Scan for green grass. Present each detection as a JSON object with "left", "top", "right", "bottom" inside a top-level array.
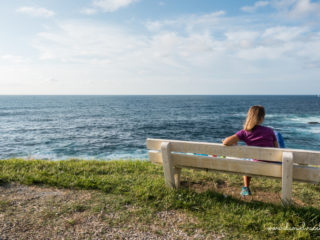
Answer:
[
  {"left": 0, "top": 158, "right": 320, "bottom": 239},
  {"left": 0, "top": 199, "right": 11, "bottom": 212}
]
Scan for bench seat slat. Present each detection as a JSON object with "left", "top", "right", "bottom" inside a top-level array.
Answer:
[
  {"left": 148, "top": 151, "right": 319, "bottom": 183},
  {"left": 147, "top": 138, "right": 320, "bottom": 165}
]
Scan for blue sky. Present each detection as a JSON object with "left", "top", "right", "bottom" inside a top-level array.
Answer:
[{"left": 0, "top": 0, "right": 320, "bottom": 94}]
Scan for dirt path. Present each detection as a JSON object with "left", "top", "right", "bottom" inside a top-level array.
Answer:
[{"left": 0, "top": 183, "right": 222, "bottom": 240}]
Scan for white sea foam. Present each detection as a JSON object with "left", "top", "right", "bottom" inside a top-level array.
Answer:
[
  {"left": 18, "top": 148, "right": 149, "bottom": 161},
  {"left": 266, "top": 114, "right": 289, "bottom": 118},
  {"left": 296, "top": 128, "right": 320, "bottom": 134},
  {"left": 232, "top": 113, "right": 247, "bottom": 117},
  {"left": 288, "top": 116, "right": 320, "bottom": 124}
]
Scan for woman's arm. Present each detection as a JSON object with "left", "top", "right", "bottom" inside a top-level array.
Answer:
[
  {"left": 274, "top": 141, "right": 279, "bottom": 148},
  {"left": 222, "top": 134, "right": 239, "bottom": 146}
]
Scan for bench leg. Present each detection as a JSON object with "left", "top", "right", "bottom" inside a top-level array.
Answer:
[
  {"left": 174, "top": 168, "right": 181, "bottom": 189},
  {"left": 281, "top": 152, "right": 293, "bottom": 205},
  {"left": 161, "top": 142, "right": 177, "bottom": 189}
]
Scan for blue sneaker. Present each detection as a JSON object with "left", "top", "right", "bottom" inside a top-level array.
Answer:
[{"left": 240, "top": 186, "right": 252, "bottom": 196}]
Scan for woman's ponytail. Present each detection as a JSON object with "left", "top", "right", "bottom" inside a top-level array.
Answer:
[{"left": 243, "top": 105, "right": 265, "bottom": 131}]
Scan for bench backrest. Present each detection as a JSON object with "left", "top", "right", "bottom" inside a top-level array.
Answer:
[{"left": 147, "top": 138, "right": 320, "bottom": 184}]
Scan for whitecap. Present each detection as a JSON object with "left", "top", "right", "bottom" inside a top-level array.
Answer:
[{"left": 288, "top": 116, "right": 320, "bottom": 124}]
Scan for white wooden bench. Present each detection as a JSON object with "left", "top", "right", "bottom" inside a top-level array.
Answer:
[{"left": 146, "top": 138, "right": 320, "bottom": 204}]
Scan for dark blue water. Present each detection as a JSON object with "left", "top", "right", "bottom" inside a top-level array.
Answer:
[{"left": 0, "top": 95, "right": 319, "bottom": 160}]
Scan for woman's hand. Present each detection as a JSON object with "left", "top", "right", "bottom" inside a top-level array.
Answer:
[{"left": 222, "top": 134, "right": 239, "bottom": 146}]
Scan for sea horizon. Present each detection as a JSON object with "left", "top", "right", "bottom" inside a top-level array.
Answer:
[{"left": 0, "top": 94, "right": 318, "bottom": 96}]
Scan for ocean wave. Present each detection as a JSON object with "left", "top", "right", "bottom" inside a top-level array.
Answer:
[
  {"left": 287, "top": 116, "right": 320, "bottom": 124},
  {"left": 295, "top": 127, "right": 320, "bottom": 134}
]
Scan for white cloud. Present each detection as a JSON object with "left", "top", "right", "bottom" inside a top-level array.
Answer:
[
  {"left": 146, "top": 11, "right": 225, "bottom": 32},
  {"left": 16, "top": 6, "right": 55, "bottom": 18},
  {"left": 46, "top": 77, "right": 59, "bottom": 83},
  {"left": 146, "top": 12, "right": 320, "bottom": 66},
  {"left": 288, "top": 0, "right": 320, "bottom": 18},
  {"left": 80, "top": 8, "right": 98, "bottom": 15},
  {"left": 33, "top": 14, "right": 320, "bottom": 72},
  {"left": 1, "top": 54, "right": 28, "bottom": 63},
  {"left": 262, "top": 26, "right": 308, "bottom": 42},
  {"left": 33, "top": 19, "right": 225, "bottom": 70},
  {"left": 93, "top": 0, "right": 139, "bottom": 12},
  {"left": 3, "top": 8, "right": 319, "bottom": 94},
  {"left": 33, "top": 21, "right": 147, "bottom": 63},
  {"left": 272, "top": 0, "right": 320, "bottom": 19},
  {"left": 241, "top": 1, "right": 270, "bottom": 13},
  {"left": 225, "top": 31, "right": 260, "bottom": 49}
]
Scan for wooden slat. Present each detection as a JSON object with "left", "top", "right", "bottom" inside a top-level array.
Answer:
[
  {"left": 292, "top": 152, "right": 320, "bottom": 165},
  {"left": 173, "top": 154, "right": 281, "bottom": 178},
  {"left": 148, "top": 151, "right": 319, "bottom": 183},
  {"left": 148, "top": 151, "right": 162, "bottom": 164},
  {"left": 292, "top": 165, "right": 319, "bottom": 183},
  {"left": 146, "top": 138, "right": 320, "bottom": 165}
]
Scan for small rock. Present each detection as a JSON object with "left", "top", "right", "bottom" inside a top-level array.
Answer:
[{"left": 308, "top": 121, "right": 319, "bottom": 124}]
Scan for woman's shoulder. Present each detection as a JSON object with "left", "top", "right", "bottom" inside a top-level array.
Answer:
[{"left": 258, "top": 125, "right": 274, "bottom": 132}]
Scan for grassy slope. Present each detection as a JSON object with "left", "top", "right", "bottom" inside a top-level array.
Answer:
[{"left": 0, "top": 159, "right": 320, "bottom": 239}]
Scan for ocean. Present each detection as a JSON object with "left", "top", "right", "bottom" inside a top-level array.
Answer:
[{"left": 0, "top": 95, "right": 319, "bottom": 160}]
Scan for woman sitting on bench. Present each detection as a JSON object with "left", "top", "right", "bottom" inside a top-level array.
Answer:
[{"left": 222, "top": 105, "right": 279, "bottom": 196}]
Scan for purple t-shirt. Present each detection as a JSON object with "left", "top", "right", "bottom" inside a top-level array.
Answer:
[{"left": 236, "top": 125, "right": 276, "bottom": 147}]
